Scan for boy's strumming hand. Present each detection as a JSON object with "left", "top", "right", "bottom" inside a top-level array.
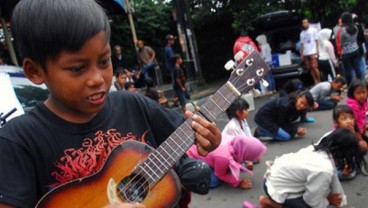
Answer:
[{"left": 185, "top": 111, "right": 221, "bottom": 156}]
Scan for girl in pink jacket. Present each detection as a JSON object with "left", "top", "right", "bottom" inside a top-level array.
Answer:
[
  {"left": 346, "top": 79, "right": 368, "bottom": 134},
  {"left": 187, "top": 135, "right": 267, "bottom": 189}
]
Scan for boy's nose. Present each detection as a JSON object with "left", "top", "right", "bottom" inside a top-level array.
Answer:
[{"left": 87, "top": 69, "right": 105, "bottom": 87}]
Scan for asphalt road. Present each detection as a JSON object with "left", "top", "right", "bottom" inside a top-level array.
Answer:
[{"left": 188, "top": 92, "right": 368, "bottom": 208}]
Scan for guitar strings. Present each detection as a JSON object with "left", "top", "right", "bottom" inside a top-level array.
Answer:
[{"left": 114, "top": 69, "right": 266, "bottom": 203}]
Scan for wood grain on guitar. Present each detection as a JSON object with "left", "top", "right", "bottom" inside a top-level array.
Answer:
[{"left": 36, "top": 51, "right": 270, "bottom": 208}]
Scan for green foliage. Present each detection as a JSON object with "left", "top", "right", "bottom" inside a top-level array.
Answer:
[{"left": 109, "top": 0, "right": 175, "bottom": 69}]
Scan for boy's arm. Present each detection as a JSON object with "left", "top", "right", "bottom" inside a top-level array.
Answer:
[{"left": 0, "top": 138, "right": 38, "bottom": 207}]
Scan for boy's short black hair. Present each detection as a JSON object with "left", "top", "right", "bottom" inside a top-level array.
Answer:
[
  {"left": 347, "top": 79, "right": 368, "bottom": 98},
  {"left": 333, "top": 76, "right": 347, "bottom": 85},
  {"left": 226, "top": 98, "right": 249, "bottom": 119},
  {"left": 11, "top": 0, "right": 111, "bottom": 71},
  {"left": 115, "top": 67, "right": 126, "bottom": 78},
  {"left": 171, "top": 53, "right": 181, "bottom": 65},
  {"left": 332, "top": 105, "right": 354, "bottom": 122},
  {"left": 291, "top": 90, "right": 314, "bottom": 107},
  {"left": 124, "top": 82, "right": 135, "bottom": 90}
]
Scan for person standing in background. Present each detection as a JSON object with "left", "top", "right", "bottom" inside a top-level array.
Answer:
[
  {"left": 137, "top": 40, "right": 158, "bottom": 81},
  {"left": 300, "top": 18, "right": 321, "bottom": 84},
  {"left": 318, "top": 28, "right": 339, "bottom": 81},
  {"left": 165, "top": 34, "right": 177, "bottom": 82},
  {"left": 256, "top": 34, "right": 276, "bottom": 94},
  {"left": 340, "top": 12, "right": 362, "bottom": 85},
  {"left": 352, "top": 14, "right": 367, "bottom": 79}
]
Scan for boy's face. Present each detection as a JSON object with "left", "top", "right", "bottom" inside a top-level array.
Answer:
[
  {"left": 34, "top": 31, "right": 113, "bottom": 122},
  {"left": 331, "top": 82, "right": 344, "bottom": 91},
  {"left": 116, "top": 73, "right": 127, "bottom": 86},
  {"left": 336, "top": 112, "right": 355, "bottom": 132},
  {"left": 295, "top": 96, "right": 309, "bottom": 111},
  {"left": 302, "top": 19, "right": 309, "bottom": 29}
]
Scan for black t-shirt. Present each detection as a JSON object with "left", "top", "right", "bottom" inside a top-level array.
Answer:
[
  {"left": 173, "top": 66, "right": 185, "bottom": 90},
  {"left": 0, "top": 91, "right": 184, "bottom": 207}
]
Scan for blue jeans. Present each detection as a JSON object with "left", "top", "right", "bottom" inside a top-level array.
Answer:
[
  {"left": 258, "top": 126, "right": 291, "bottom": 141},
  {"left": 174, "top": 88, "right": 190, "bottom": 107},
  {"left": 142, "top": 62, "right": 158, "bottom": 80},
  {"left": 265, "top": 71, "right": 276, "bottom": 91},
  {"left": 342, "top": 50, "right": 362, "bottom": 84},
  {"left": 315, "top": 99, "right": 337, "bottom": 111}
]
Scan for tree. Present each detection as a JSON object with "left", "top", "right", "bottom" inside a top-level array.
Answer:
[{"left": 109, "top": 0, "right": 175, "bottom": 72}]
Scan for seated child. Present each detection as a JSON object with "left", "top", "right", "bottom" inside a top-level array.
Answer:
[
  {"left": 254, "top": 91, "right": 314, "bottom": 141},
  {"left": 222, "top": 98, "right": 253, "bottom": 141},
  {"left": 278, "top": 78, "right": 314, "bottom": 123},
  {"left": 318, "top": 105, "right": 368, "bottom": 180},
  {"left": 309, "top": 76, "right": 346, "bottom": 110},
  {"left": 187, "top": 135, "right": 267, "bottom": 189},
  {"left": 110, "top": 67, "right": 127, "bottom": 91},
  {"left": 259, "top": 128, "right": 368, "bottom": 208},
  {"left": 144, "top": 77, "right": 168, "bottom": 106},
  {"left": 124, "top": 81, "right": 136, "bottom": 92},
  {"left": 346, "top": 79, "right": 368, "bottom": 136},
  {"left": 0, "top": 0, "right": 221, "bottom": 207}
]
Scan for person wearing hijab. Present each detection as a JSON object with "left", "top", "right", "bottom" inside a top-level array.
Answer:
[
  {"left": 318, "top": 28, "right": 339, "bottom": 81},
  {"left": 256, "top": 34, "right": 276, "bottom": 94},
  {"left": 187, "top": 135, "right": 267, "bottom": 189}
]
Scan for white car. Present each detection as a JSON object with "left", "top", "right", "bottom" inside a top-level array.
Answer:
[{"left": 0, "top": 65, "right": 48, "bottom": 125}]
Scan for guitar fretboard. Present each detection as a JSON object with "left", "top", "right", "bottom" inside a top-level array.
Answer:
[
  {"left": 135, "top": 84, "right": 241, "bottom": 186},
  {"left": 134, "top": 51, "right": 268, "bottom": 187}
]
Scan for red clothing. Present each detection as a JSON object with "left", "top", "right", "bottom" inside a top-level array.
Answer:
[
  {"left": 233, "top": 36, "right": 259, "bottom": 62},
  {"left": 336, "top": 27, "right": 343, "bottom": 58}
]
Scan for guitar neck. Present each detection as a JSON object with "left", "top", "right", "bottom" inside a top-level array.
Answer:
[
  {"left": 135, "top": 50, "right": 269, "bottom": 187},
  {"left": 136, "top": 83, "right": 242, "bottom": 185}
]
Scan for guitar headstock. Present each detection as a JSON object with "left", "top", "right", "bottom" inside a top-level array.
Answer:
[{"left": 224, "top": 51, "right": 270, "bottom": 95}]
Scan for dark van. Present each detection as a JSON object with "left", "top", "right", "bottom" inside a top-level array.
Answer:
[{"left": 251, "top": 10, "right": 312, "bottom": 87}]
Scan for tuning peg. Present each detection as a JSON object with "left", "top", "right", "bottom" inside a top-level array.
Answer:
[
  {"left": 224, "top": 60, "right": 235, "bottom": 71},
  {"left": 234, "top": 51, "right": 244, "bottom": 62},
  {"left": 261, "top": 79, "right": 269, "bottom": 87}
]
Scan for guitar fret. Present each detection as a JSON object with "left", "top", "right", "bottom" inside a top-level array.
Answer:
[
  {"left": 160, "top": 143, "right": 176, "bottom": 162},
  {"left": 148, "top": 152, "right": 165, "bottom": 175},
  {"left": 166, "top": 140, "right": 182, "bottom": 158},
  {"left": 139, "top": 163, "right": 157, "bottom": 182},
  {"left": 210, "top": 96, "right": 225, "bottom": 112},
  {"left": 142, "top": 161, "right": 161, "bottom": 181},
  {"left": 151, "top": 152, "right": 169, "bottom": 172},
  {"left": 172, "top": 132, "right": 186, "bottom": 153},
  {"left": 201, "top": 105, "right": 216, "bottom": 121},
  {"left": 218, "top": 91, "right": 231, "bottom": 105},
  {"left": 177, "top": 127, "right": 193, "bottom": 149}
]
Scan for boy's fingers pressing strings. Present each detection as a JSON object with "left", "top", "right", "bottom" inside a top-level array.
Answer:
[{"left": 191, "top": 114, "right": 221, "bottom": 151}]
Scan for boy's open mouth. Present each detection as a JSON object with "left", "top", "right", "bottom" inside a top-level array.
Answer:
[{"left": 87, "top": 92, "right": 105, "bottom": 103}]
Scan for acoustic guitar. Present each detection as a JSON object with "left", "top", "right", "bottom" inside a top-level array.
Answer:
[{"left": 36, "top": 51, "right": 270, "bottom": 208}]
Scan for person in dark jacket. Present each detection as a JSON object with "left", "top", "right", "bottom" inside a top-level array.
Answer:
[{"left": 254, "top": 91, "right": 314, "bottom": 141}]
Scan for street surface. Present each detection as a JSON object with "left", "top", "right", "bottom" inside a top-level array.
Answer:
[{"left": 186, "top": 90, "right": 368, "bottom": 208}]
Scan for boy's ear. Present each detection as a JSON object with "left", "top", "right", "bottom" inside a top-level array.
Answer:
[{"left": 23, "top": 58, "right": 46, "bottom": 85}]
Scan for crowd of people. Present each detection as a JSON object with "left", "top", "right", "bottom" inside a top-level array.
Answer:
[{"left": 185, "top": 12, "right": 368, "bottom": 208}]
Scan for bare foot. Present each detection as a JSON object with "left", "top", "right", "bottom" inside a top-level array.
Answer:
[{"left": 259, "top": 195, "right": 282, "bottom": 208}]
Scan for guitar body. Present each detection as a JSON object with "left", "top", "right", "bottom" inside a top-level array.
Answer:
[{"left": 36, "top": 141, "right": 181, "bottom": 208}]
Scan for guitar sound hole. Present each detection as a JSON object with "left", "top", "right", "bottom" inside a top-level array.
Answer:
[{"left": 117, "top": 174, "right": 149, "bottom": 203}]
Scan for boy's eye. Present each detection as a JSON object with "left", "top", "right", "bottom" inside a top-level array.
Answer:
[
  {"left": 98, "top": 58, "right": 111, "bottom": 67},
  {"left": 67, "top": 66, "right": 85, "bottom": 73}
]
